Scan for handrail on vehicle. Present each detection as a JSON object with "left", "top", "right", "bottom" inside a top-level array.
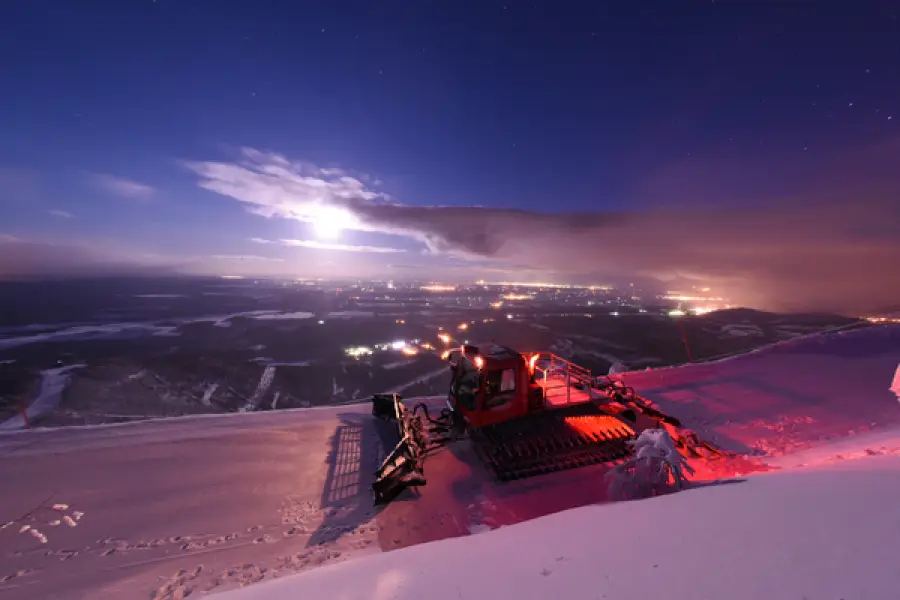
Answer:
[{"left": 530, "top": 351, "right": 593, "bottom": 405}]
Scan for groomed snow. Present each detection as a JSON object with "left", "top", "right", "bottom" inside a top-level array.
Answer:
[{"left": 215, "top": 455, "right": 900, "bottom": 600}]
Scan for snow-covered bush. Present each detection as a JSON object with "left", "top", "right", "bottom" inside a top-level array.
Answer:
[
  {"left": 608, "top": 361, "right": 628, "bottom": 375},
  {"left": 605, "top": 428, "right": 695, "bottom": 501}
]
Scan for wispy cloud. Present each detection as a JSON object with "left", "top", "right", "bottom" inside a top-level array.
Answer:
[
  {"left": 186, "top": 148, "right": 395, "bottom": 234},
  {"left": 211, "top": 254, "right": 285, "bottom": 262},
  {"left": 280, "top": 238, "right": 405, "bottom": 253},
  {"left": 249, "top": 236, "right": 404, "bottom": 253},
  {"left": 47, "top": 209, "right": 75, "bottom": 219},
  {"left": 87, "top": 173, "right": 155, "bottom": 200},
  {"left": 0, "top": 233, "right": 20, "bottom": 243}
]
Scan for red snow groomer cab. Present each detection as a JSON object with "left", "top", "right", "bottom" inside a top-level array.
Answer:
[{"left": 371, "top": 342, "right": 728, "bottom": 504}]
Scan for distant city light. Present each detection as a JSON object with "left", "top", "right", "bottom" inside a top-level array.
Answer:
[
  {"left": 438, "top": 333, "right": 451, "bottom": 344},
  {"left": 317, "top": 320, "right": 325, "bottom": 324},
  {"left": 344, "top": 346, "right": 373, "bottom": 358},
  {"left": 501, "top": 293, "right": 532, "bottom": 301},
  {"left": 421, "top": 284, "right": 457, "bottom": 292},
  {"left": 668, "top": 309, "right": 686, "bottom": 317},
  {"left": 868, "top": 316, "right": 900, "bottom": 324},
  {"left": 401, "top": 347, "right": 418, "bottom": 356},
  {"left": 457, "top": 323, "right": 468, "bottom": 331},
  {"left": 664, "top": 294, "right": 725, "bottom": 302},
  {"left": 390, "top": 340, "right": 407, "bottom": 350}
]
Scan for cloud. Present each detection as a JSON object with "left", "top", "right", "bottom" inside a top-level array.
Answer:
[
  {"left": 185, "top": 149, "right": 382, "bottom": 224},
  {"left": 280, "top": 239, "right": 405, "bottom": 253},
  {"left": 188, "top": 145, "right": 900, "bottom": 315},
  {"left": 249, "top": 235, "right": 404, "bottom": 254},
  {"left": 211, "top": 254, "right": 285, "bottom": 262},
  {"left": 48, "top": 209, "right": 75, "bottom": 219},
  {"left": 87, "top": 173, "right": 155, "bottom": 200},
  {"left": 0, "top": 237, "right": 175, "bottom": 278}
]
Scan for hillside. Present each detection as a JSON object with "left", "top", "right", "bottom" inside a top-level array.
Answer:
[{"left": 0, "top": 325, "right": 897, "bottom": 599}]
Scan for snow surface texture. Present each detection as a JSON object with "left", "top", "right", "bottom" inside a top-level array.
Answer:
[
  {"left": 215, "top": 456, "right": 900, "bottom": 600},
  {"left": 1, "top": 326, "right": 899, "bottom": 600},
  {"left": 620, "top": 324, "right": 900, "bottom": 457}
]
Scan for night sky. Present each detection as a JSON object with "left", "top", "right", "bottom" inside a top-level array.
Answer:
[{"left": 1, "top": 1, "right": 898, "bottom": 314}]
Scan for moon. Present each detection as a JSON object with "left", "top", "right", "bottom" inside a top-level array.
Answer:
[{"left": 311, "top": 206, "right": 357, "bottom": 239}]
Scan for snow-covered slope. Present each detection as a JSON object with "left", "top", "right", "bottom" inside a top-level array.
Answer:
[
  {"left": 621, "top": 324, "right": 900, "bottom": 457},
  {"left": 1, "top": 325, "right": 898, "bottom": 600},
  {"left": 216, "top": 454, "right": 900, "bottom": 600}
]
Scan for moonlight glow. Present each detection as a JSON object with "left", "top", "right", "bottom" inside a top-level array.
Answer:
[{"left": 311, "top": 206, "right": 359, "bottom": 239}]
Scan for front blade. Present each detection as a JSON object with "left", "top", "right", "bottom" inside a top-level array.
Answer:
[{"left": 373, "top": 436, "right": 427, "bottom": 505}]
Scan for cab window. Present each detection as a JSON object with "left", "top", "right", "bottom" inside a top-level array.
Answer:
[{"left": 483, "top": 368, "right": 516, "bottom": 407}]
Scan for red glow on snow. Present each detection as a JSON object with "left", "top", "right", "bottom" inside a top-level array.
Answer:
[{"left": 563, "top": 415, "right": 634, "bottom": 438}]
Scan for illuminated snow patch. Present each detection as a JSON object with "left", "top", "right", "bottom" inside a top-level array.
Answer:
[{"left": 891, "top": 363, "right": 900, "bottom": 402}]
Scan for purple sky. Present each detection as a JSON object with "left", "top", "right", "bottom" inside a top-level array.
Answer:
[{"left": 1, "top": 1, "right": 899, "bottom": 314}]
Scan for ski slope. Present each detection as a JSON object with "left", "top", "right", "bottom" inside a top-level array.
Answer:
[
  {"left": 0, "top": 325, "right": 898, "bottom": 599},
  {"left": 216, "top": 455, "right": 900, "bottom": 600}
]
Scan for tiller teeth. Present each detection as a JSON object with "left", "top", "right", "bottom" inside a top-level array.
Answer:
[{"left": 371, "top": 393, "right": 431, "bottom": 505}]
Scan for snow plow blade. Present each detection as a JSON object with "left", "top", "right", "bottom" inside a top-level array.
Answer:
[
  {"left": 371, "top": 394, "right": 429, "bottom": 505},
  {"left": 470, "top": 402, "right": 636, "bottom": 481}
]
